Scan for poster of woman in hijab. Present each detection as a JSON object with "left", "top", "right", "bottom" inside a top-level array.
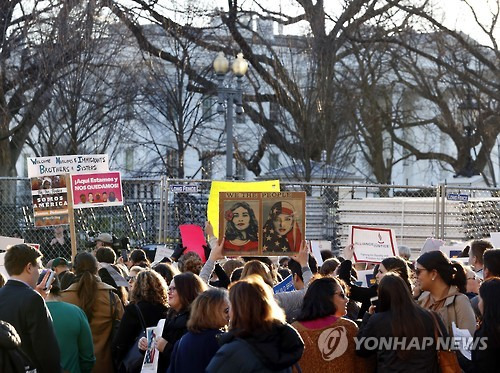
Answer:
[{"left": 262, "top": 196, "right": 304, "bottom": 254}]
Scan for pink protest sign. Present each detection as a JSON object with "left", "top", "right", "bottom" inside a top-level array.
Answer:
[
  {"left": 179, "top": 224, "right": 207, "bottom": 262},
  {"left": 71, "top": 172, "right": 123, "bottom": 209}
]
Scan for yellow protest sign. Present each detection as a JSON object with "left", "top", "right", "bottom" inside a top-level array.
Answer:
[{"left": 207, "top": 180, "right": 280, "bottom": 239}]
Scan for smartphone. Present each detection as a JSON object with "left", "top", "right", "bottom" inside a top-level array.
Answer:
[
  {"left": 44, "top": 270, "right": 56, "bottom": 291},
  {"left": 121, "top": 249, "right": 129, "bottom": 262},
  {"left": 370, "top": 296, "right": 378, "bottom": 305}
]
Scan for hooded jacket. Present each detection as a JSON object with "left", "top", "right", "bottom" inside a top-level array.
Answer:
[{"left": 206, "top": 323, "right": 304, "bottom": 373}]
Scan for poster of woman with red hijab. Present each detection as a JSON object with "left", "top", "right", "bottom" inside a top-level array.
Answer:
[{"left": 262, "top": 200, "right": 303, "bottom": 253}]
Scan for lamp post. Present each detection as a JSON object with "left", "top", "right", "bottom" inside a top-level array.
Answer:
[
  {"left": 455, "top": 88, "right": 480, "bottom": 178},
  {"left": 213, "top": 52, "right": 248, "bottom": 179}
]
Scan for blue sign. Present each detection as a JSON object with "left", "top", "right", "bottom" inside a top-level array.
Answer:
[
  {"left": 273, "top": 275, "right": 295, "bottom": 294},
  {"left": 447, "top": 193, "right": 469, "bottom": 202}
]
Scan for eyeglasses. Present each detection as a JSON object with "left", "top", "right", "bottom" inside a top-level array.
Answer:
[
  {"left": 415, "top": 268, "right": 427, "bottom": 276},
  {"left": 126, "top": 276, "right": 136, "bottom": 282},
  {"left": 335, "top": 292, "right": 347, "bottom": 299}
]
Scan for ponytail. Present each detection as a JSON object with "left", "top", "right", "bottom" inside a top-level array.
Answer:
[
  {"left": 450, "top": 262, "right": 467, "bottom": 294},
  {"left": 76, "top": 271, "right": 98, "bottom": 321}
]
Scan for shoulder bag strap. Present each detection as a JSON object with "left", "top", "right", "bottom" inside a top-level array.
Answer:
[{"left": 134, "top": 304, "right": 147, "bottom": 332}]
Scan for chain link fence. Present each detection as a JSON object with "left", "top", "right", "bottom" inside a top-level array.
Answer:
[{"left": 1, "top": 177, "right": 499, "bottom": 262}]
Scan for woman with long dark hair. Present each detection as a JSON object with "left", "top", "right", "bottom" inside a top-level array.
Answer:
[
  {"left": 471, "top": 277, "right": 500, "bottom": 372},
  {"left": 338, "top": 255, "right": 412, "bottom": 318},
  {"left": 61, "top": 252, "right": 124, "bottom": 372},
  {"left": 292, "top": 277, "right": 366, "bottom": 372},
  {"left": 416, "top": 251, "right": 476, "bottom": 336},
  {"left": 223, "top": 202, "right": 259, "bottom": 252},
  {"left": 112, "top": 270, "right": 169, "bottom": 372},
  {"left": 357, "top": 273, "right": 443, "bottom": 371},
  {"left": 206, "top": 275, "right": 304, "bottom": 372},
  {"left": 138, "top": 272, "right": 207, "bottom": 372}
]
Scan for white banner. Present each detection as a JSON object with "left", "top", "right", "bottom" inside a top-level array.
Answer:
[
  {"left": 350, "top": 225, "right": 398, "bottom": 263},
  {"left": 490, "top": 232, "right": 500, "bottom": 248},
  {"left": 27, "top": 154, "right": 109, "bottom": 177},
  {"left": 309, "top": 240, "right": 330, "bottom": 266}
]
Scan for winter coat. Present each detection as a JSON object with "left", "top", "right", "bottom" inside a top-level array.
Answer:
[
  {"left": 0, "top": 320, "right": 35, "bottom": 373},
  {"left": 417, "top": 285, "right": 476, "bottom": 336},
  {"left": 206, "top": 323, "right": 304, "bottom": 373},
  {"left": 61, "top": 280, "right": 124, "bottom": 373}
]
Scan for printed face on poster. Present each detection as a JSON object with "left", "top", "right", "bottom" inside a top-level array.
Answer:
[
  {"left": 71, "top": 172, "right": 123, "bottom": 209},
  {"left": 30, "top": 175, "right": 69, "bottom": 227},
  {"left": 350, "top": 225, "right": 398, "bottom": 263},
  {"left": 219, "top": 191, "right": 305, "bottom": 256}
]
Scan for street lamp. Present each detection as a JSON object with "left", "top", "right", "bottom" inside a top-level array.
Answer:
[
  {"left": 455, "top": 88, "right": 480, "bottom": 178},
  {"left": 213, "top": 52, "right": 248, "bottom": 179}
]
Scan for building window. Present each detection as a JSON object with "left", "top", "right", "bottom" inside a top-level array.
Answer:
[
  {"left": 235, "top": 160, "right": 245, "bottom": 180},
  {"left": 201, "top": 152, "right": 213, "bottom": 179},
  {"left": 270, "top": 102, "right": 279, "bottom": 122},
  {"left": 125, "top": 147, "right": 134, "bottom": 171},
  {"left": 166, "top": 149, "right": 179, "bottom": 178},
  {"left": 202, "top": 97, "right": 213, "bottom": 121},
  {"left": 269, "top": 153, "right": 280, "bottom": 170}
]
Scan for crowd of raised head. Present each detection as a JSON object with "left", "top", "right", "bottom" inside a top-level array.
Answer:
[{"left": 0, "top": 233, "right": 499, "bottom": 373}]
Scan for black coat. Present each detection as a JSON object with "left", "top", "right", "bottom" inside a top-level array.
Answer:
[
  {"left": 158, "top": 310, "right": 189, "bottom": 373},
  {"left": 206, "top": 323, "right": 304, "bottom": 373},
  {"left": 0, "top": 320, "right": 35, "bottom": 373},
  {"left": 470, "top": 325, "right": 500, "bottom": 373},
  {"left": 356, "top": 309, "right": 444, "bottom": 372},
  {"left": 111, "top": 301, "right": 168, "bottom": 363},
  {"left": 0, "top": 280, "right": 61, "bottom": 373}
]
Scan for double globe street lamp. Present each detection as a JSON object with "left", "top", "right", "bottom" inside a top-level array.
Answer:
[{"left": 213, "top": 52, "right": 249, "bottom": 179}]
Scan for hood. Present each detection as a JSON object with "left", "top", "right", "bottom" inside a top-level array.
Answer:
[
  {"left": 222, "top": 323, "right": 304, "bottom": 370},
  {"left": 0, "top": 321, "right": 21, "bottom": 349}
]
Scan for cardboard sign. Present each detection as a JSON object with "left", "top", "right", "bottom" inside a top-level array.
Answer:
[
  {"left": 309, "top": 240, "right": 330, "bottom": 266},
  {"left": 27, "top": 154, "right": 109, "bottom": 177},
  {"left": 490, "top": 232, "right": 500, "bottom": 248},
  {"left": 219, "top": 191, "right": 306, "bottom": 256},
  {"left": 142, "top": 326, "right": 159, "bottom": 372},
  {"left": 207, "top": 180, "right": 280, "bottom": 239},
  {"left": 273, "top": 274, "right": 295, "bottom": 294},
  {"left": 350, "top": 226, "right": 398, "bottom": 263},
  {"left": 179, "top": 225, "right": 207, "bottom": 262},
  {"left": 153, "top": 246, "right": 174, "bottom": 263},
  {"left": 30, "top": 175, "right": 69, "bottom": 227},
  {"left": 71, "top": 172, "right": 123, "bottom": 208}
]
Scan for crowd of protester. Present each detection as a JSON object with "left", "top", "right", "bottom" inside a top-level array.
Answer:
[{"left": 0, "top": 223, "right": 499, "bottom": 373}]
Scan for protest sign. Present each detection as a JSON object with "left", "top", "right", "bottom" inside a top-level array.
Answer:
[
  {"left": 207, "top": 180, "right": 279, "bottom": 238},
  {"left": 309, "top": 240, "right": 330, "bottom": 266},
  {"left": 420, "top": 238, "right": 446, "bottom": 255},
  {"left": 490, "top": 232, "right": 500, "bottom": 248},
  {"left": 153, "top": 246, "right": 174, "bottom": 263},
  {"left": 27, "top": 154, "right": 109, "bottom": 177},
  {"left": 350, "top": 226, "right": 397, "bottom": 263},
  {"left": 179, "top": 225, "right": 207, "bottom": 262},
  {"left": 71, "top": 171, "right": 123, "bottom": 208},
  {"left": 0, "top": 253, "right": 8, "bottom": 279},
  {"left": 0, "top": 236, "right": 24, "bottom": 251},
  {"left": 219, "top": 191, "right": 305, "bottom": 256},
  {"left": 142, "top": 326, "right": 159, "bottom": 372},
  {"left": 30, "top": 175, "right": 69, "bottom": 227},
  {"left": 273, "top": 275, "right": 296, "bottom": 294},
  {"left": 355, "top": 270, "right": 377, "bottom": 287}
]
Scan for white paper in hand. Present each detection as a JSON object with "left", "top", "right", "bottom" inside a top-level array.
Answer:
[{"left": 451, "top": 322, "right": 472, "bottom": 360}]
